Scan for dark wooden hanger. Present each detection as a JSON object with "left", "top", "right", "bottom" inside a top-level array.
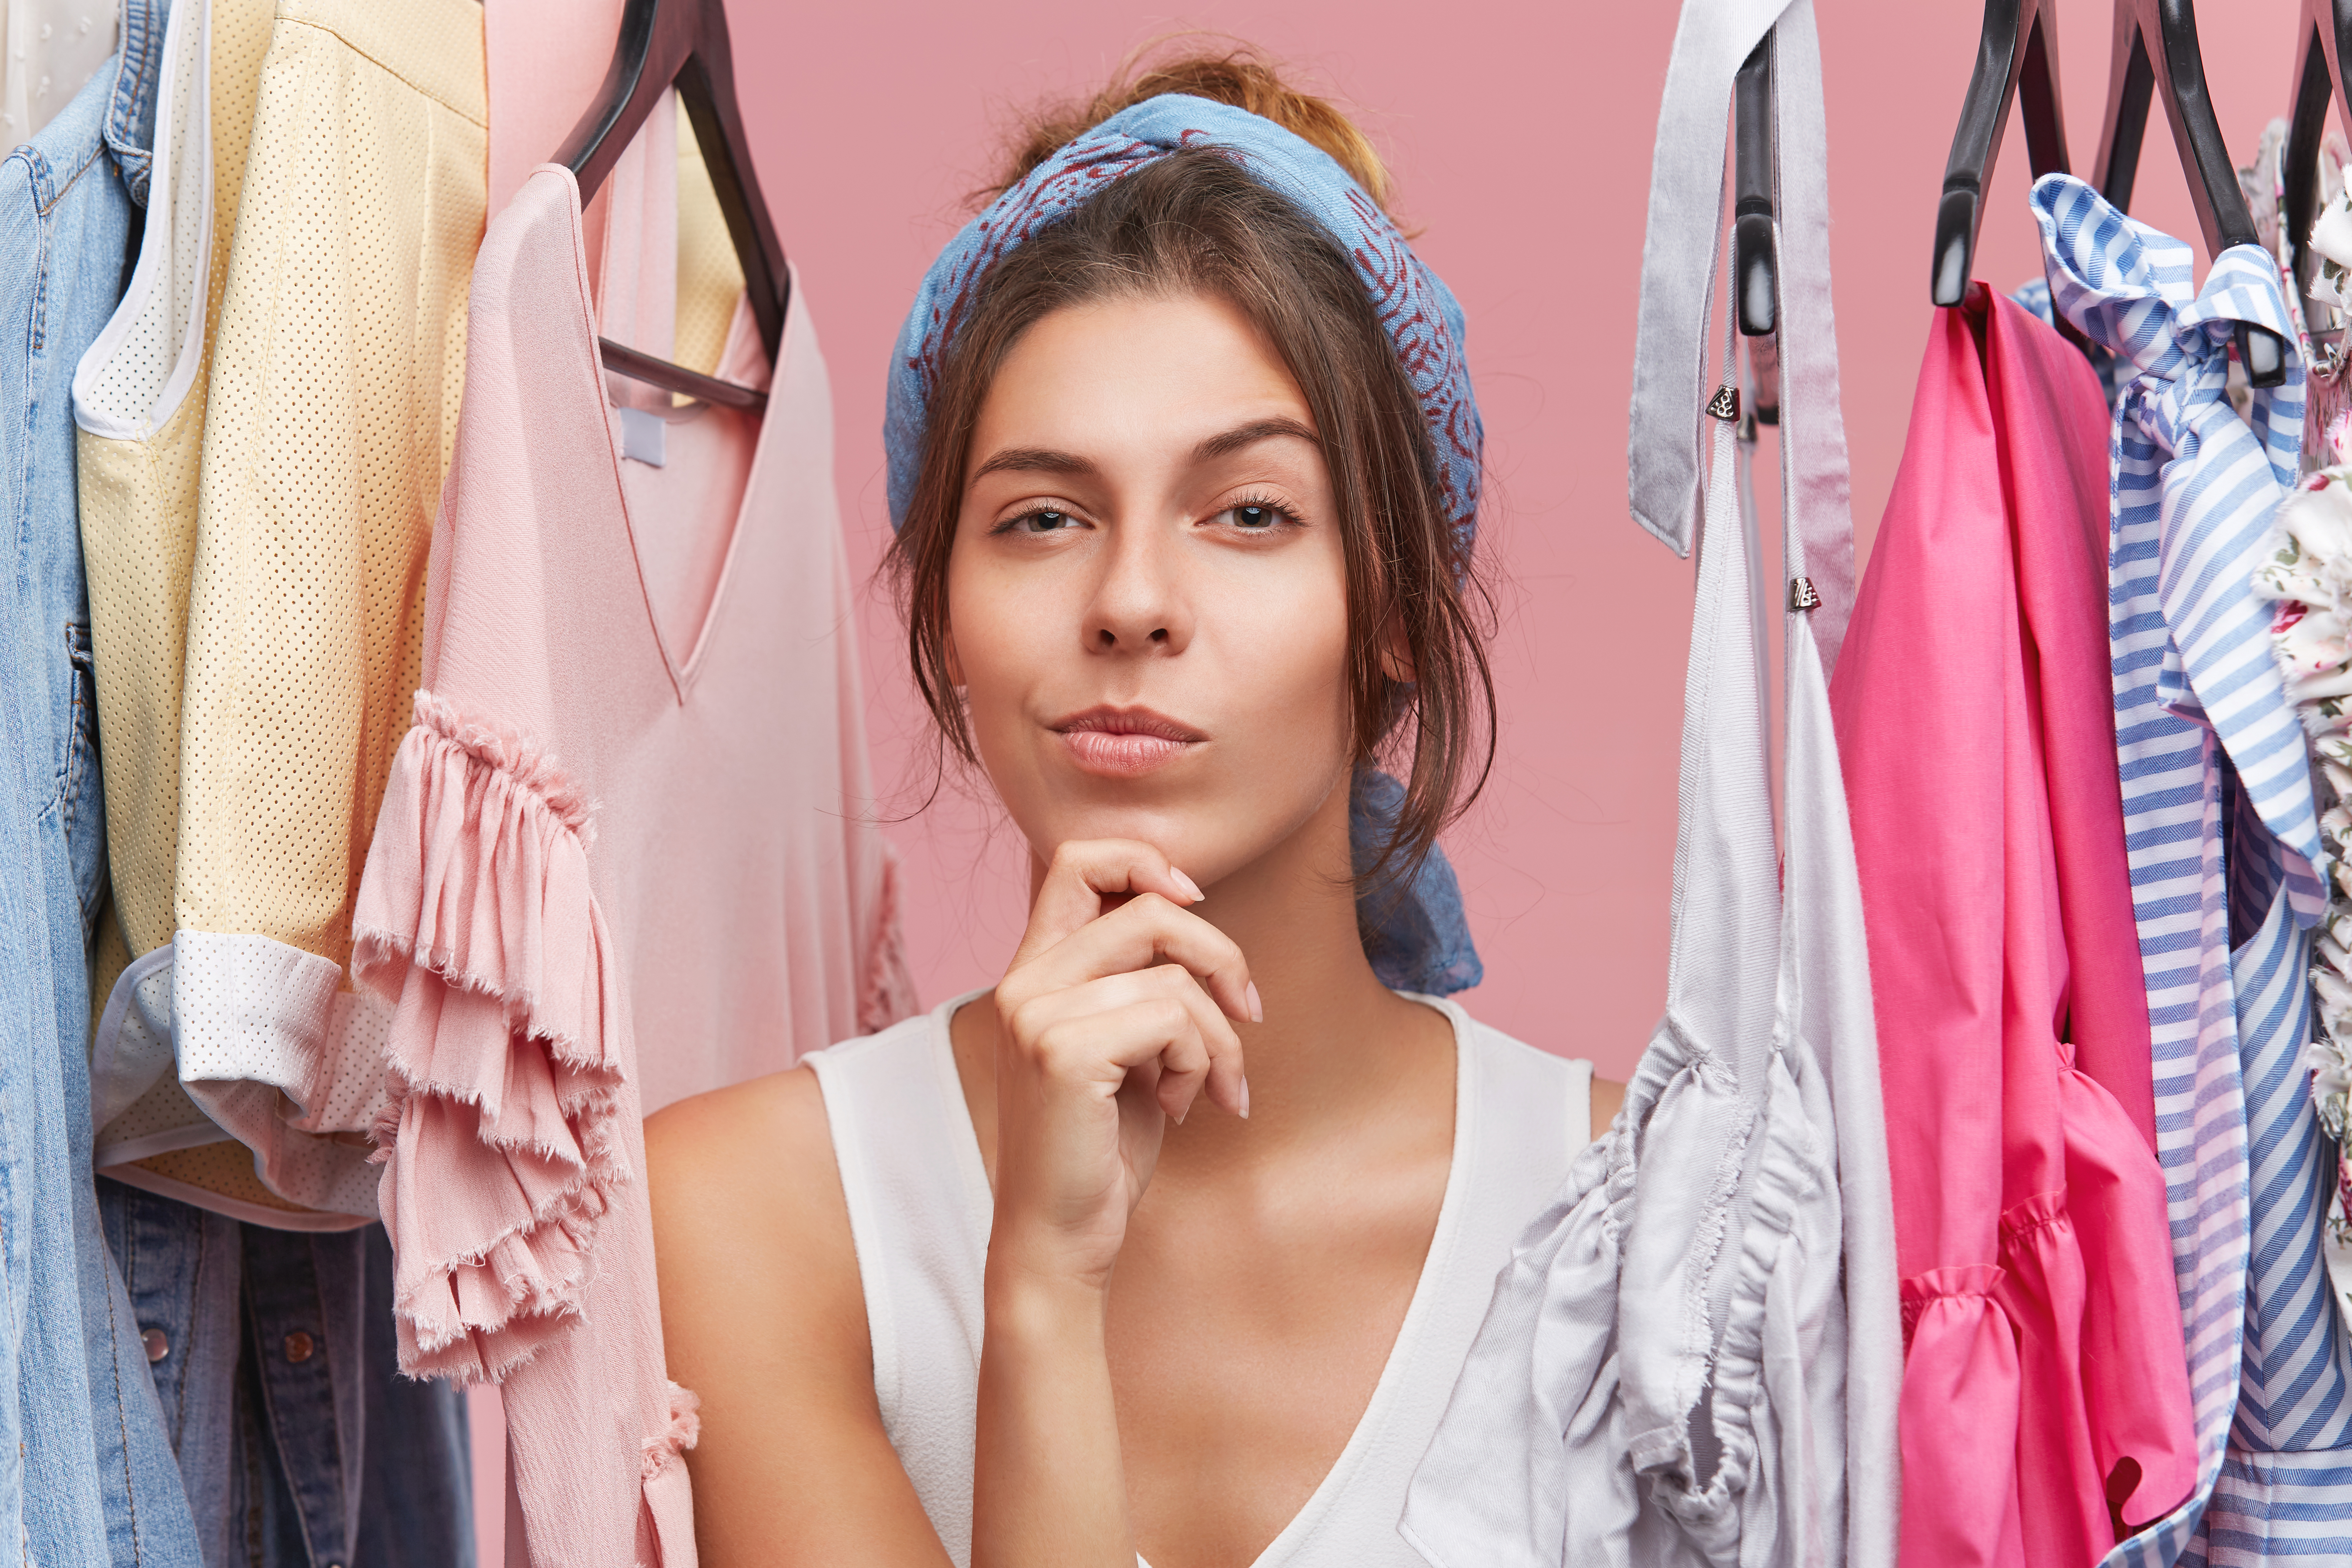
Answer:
[
  {"left": 2093, "top": 0, "right": 2288, "bottom": 385},
  {"left": 1733, "top": 35, "right": 1777, "bottom": 340},
  {"left": 1933, "top": 0, "right": 2071, "bottom": 307},
  {"left": 2283, "top": 0, "right": 2352, "bottom": 313},
  {"left": 553, "top": 0, "right": 788, "bottom": 412}
]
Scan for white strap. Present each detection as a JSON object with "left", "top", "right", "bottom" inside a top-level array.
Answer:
[{"left": 1627, "top": 0, "right": 1857, "bottom": 672}]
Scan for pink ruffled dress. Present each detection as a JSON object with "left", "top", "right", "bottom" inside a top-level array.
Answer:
[
  {"left": 348, "top": 127, "right": 914, "bottom": 1567},
  {"left": 1830, "top": 289, "right": 2196, "bottom": 1567}
]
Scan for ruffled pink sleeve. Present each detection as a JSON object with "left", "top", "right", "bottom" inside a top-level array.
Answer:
[{"left": 352, "top": 691, "right": 629, "bottom": 1380}]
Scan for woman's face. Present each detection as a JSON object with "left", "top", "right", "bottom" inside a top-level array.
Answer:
[{"left": 947, "top": 290, "right": 1356, "bottom": 888}]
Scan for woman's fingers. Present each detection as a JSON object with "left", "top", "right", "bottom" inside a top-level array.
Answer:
[
  {"left": 1006, "top": 965, "right": 1245, "bottom": 1122},
  {"left": 1016, "top": 839, "right": 1206, "bottom": 960},
  {"left": 1008, "top": 889, "right": 1256, "bottom": 1029}
]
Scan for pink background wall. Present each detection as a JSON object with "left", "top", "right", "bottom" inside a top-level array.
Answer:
[
  {"left": 475, "top": 2, "right": 2330, "bottom": 1557},
  {"left": 717, "top": 0, "right": 2315, "bottom": 1085}
]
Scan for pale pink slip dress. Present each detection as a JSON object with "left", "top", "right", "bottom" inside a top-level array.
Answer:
[
  {"left": 1830, "top": 290, "right": 2195, "bottom": 1567},
  {"left": 349, "top": 106, "right": 914, "bottom": 1568}
]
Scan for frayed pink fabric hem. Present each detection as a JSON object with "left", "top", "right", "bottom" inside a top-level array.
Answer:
[{"left": 353, "top": 691, "right": 629, "bottom": 1381}]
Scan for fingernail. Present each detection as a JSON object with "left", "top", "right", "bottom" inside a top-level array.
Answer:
[
  {"left": 1171, "top": 867, "right": 1204, "bottom": 903},
  {"left": 1246, "top": 981, "right": 1264, "bottom": 1024},
  {"left": 1238, "top": 1079, "right": 1251, "bottom": 1119}
]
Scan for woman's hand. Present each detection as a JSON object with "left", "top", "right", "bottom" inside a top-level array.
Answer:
[
  {"left": 974, "top": 840, "right": 1256, "bottom": 1567},
  {"left": 988, "top": 839, "right": 1257, "bottom": 1295}
]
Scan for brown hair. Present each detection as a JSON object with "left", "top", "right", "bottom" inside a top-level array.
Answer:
[{"left": 888, "top": 43, "right": 1494, "bottom": 899}]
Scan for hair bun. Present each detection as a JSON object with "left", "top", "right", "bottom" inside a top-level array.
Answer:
[{"left": 991, "top": 39, "right": 1394, "bottom": 213}]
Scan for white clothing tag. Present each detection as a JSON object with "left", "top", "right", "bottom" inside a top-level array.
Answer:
[{"left": 618, "top": 405, "right": 668, "bottom": 467}]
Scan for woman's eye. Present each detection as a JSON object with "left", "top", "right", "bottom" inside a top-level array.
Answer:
[
  {"left": 1017, "top": 509, "right": 1076, "bottom": 532},
  {"left": 1225, "top": 503, "right": 1283, "bottom": 530}
]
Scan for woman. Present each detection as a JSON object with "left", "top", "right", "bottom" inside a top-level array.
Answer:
[{"left": 647, "top": 51, "right": 1621, "bottom": 1568}]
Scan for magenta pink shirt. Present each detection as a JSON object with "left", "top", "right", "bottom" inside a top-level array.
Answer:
[{"left": 1830, "top": 290, "right": 2194, "bottom": 1566}]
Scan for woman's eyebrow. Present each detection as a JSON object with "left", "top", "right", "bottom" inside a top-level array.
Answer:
[
  {"left": 1194, "top": 416, "right": 1320, "bottom": 461},
  {"left": 970, "top": 417, "right": 1319, "bottom": 483},
  {"left": 970, "top": 446, "right": 1096, "bottom": 481}
]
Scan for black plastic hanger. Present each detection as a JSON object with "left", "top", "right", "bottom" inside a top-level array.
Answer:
[
  {"left": 2282, "top": 0, "right": 2352, "bottom": 310},
  {"left": 552, "top": 0, "right": 788, "bottom": 412},
  {"left": 1933, "top": 0, "right": 2071, "bottom": 306},
  {"left": 2092, "top": 0, "right": 2288, "bottom": 385},
  {"left": 1733, "top": 35, "right": 1776, "bottom": 339}
]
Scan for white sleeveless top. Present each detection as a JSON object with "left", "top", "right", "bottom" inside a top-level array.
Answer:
[{"left": 805, "top": 992, "right": 1593, "bottom": 1568}]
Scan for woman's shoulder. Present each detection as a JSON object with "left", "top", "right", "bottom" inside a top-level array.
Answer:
[
  {"left": 1445, "top": 1006, "right": 1619, "bottom": 1146},
  {"left": 644, "top": 1063, "right": 834, "bottom": 1247},
  {"left": 645, "top": 1036, "right": 917, "bottom": 1560}
]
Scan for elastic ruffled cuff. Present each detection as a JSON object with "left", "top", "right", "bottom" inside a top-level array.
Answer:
[
  {"left": 1896, "top": 1266, "right": 2025, "bottom": 1567},
  {"left": 1400, "top": 1111, "right": 1632, "bottom": 1568},
  {"left": 353, "top": 692, "right": 628, "bottom": 1381}
]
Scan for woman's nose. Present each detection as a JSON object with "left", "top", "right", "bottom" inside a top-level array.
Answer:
[{"left": 1086, "top": 525, "right": 1192, "bottom": 654}]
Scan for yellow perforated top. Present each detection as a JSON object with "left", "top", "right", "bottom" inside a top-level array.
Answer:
[
  {"left": 78, "top": 0, "right": 485, "bottom": 1221},
  {"left": 81, "top": 0, "right": 272, "bottom": 969},
  {"left": 176, "top": 0, "right": 485, "bottom": 969},
  {"left": 78, "top": 0, "right": 289, "bottom": 1216},
  {"left": 674, "top": 97, "right": 745, "bottom": 383}
]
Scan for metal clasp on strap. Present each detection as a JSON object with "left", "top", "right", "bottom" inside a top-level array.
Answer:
[
  {"left": 1707, "top": 383, "right": 1741, "bottom": 422},
  {"left": 1789, "top": 575, "right": 1821, "bottom": 611}
]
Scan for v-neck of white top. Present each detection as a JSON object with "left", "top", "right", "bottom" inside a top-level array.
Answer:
[{"left": 933, "top": 991, "right": 1478, "bottom": 1568}]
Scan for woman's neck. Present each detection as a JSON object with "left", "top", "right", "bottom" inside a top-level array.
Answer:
[{"left": 1108, "top": 778, "right": 1453, "bottom": 1172}]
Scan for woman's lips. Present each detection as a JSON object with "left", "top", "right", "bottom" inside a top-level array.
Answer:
[{"left": 1053, "top": 708, "right": 1203, "bottom": 778}]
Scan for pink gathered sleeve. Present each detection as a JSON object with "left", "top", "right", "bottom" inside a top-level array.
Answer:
[
  {"left": 1837, "top": 296, "right": 2194, "bottom": 1568},
  {"left": 1837, "top": 305, "right": 2020, "bottom": 1564},
  {"left": 2057, "top": 1066, "right": 2197, "bottom": 1526},
  {"left": 1996, "top": 1191, "right": 2105, "bottom": 1562},
  {"left": 1899, "top": 1266, "right": 2025, "bottom": 1566},
  {"left": 352, "top": 692, "right": 629, "bottom": 1380},
  {"left": 1990, "top": 290, "right": 2160, "bottom": 1149}
]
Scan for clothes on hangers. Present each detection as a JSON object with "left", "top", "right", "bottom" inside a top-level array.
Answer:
[
  {"left": 74, "top": 0, "right": 304, "bottom": 1221},
  {"left": 1831, "top": 286, "right": 2193, "bottom": 1567},
  {"left": 80, "top": 0, "right": 489, "bottom": 1227},
  {"left": 2031, "top": 170, "right": 2352, "bottom": 1567},
  {"left": 2258, "top": 468, "right": 2352, "bottom": 1346},
  {"left": 1401, "top": 317, "right": 1873, "bottom": 1566},
  {"left": 0, "top": 0, "right": 117, "bottom": 143},
  {"left": 351, "top": 122, "right": 912, "bottom": 1559},
  {"left": 2240, "top": 118, "right": 2352, "bottom": 470},
  {"left": 2241, "top": 116, "right": 2352, "bottom": 1347},
  {"left": 97, "top": 1185, "right": 478, "bottom": 1567},
  {"left": 67, "top": 2, "right": 476, "bottom": 1559},
  {"left": 0, "top": 2, "right": 206, "bottom": 1560},
  {"left": 1402, "top": 9, "right": 1898, "bottom": 1563}
]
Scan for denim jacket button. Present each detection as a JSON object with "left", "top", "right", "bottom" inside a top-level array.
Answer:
[
  {"left": 283, "top": 1331, "right": 315, "bottom": 1364},
  {"left": 141, "top": 1328, "right": 167, "bottom": 1363}
]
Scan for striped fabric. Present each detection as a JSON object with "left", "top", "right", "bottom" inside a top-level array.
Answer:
[{"left": 2032, "top": 172, "right": 2352, "bottom": 1567}]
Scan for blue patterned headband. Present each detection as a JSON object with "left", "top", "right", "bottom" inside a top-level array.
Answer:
[{"left": 883, "top": 92, "right": 1484, "bottom": 996}]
